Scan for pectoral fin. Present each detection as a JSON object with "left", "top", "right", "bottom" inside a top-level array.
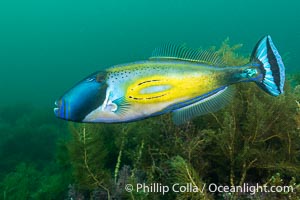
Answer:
[
  {"left": 112, "top": 96, "right": 131, "bottom": 115},
  {"left": 172, "top": 86, "right": 235, "bottom": 125}
]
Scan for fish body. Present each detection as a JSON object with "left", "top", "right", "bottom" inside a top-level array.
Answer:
[
  {"left": 88, "top": 61, "right": 255, "bottom": 122},
  {"left": 54, "top": 36, "right": 285, "bottom": 124}
]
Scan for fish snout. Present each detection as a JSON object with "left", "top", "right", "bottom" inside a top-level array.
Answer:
[{"left": 54, "top": 99, "right": 63, "bottom": 119}]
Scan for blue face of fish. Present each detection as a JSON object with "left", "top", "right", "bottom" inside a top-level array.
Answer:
[{"left": 54, "top": 71, "right": 107, "bottom": 122}]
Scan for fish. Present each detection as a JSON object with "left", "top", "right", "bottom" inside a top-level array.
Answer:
[{"left": 54, "top": 35, "right": 285, "bottom": 124}]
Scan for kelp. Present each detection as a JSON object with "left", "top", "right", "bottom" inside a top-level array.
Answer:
[
  {"left": 168, "top": 155, "right": 211, "bottom": 200},
  {"left": 66, "top": 123, "right": 112, "bottom": 198},
  {"left": 0, "top": 105, "right": 70, "bottom": 199},
  {"left": 0, "top": 162, "right": 70, "bottom": 200}
]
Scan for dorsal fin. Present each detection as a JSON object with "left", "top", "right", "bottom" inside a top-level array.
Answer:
[{"left": 150, "top": 43, "right": 225, "bottom": 66}]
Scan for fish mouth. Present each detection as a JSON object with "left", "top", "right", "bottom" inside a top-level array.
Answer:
[{"left": 54, "top": 100, "right": 59, "bottom": 117}]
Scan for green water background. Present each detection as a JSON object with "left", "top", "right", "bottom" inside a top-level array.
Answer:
[{"left": 0, "top": 0, "right": 299, "bottom": 107}]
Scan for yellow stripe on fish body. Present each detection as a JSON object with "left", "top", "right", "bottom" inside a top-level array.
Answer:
[{"left": 126, "top": 73, "right": 218, "bottom": 104}]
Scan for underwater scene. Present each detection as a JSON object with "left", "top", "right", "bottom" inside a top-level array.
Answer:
[{"left": 0, "top": 0, "right": 300, "bottom": 199}]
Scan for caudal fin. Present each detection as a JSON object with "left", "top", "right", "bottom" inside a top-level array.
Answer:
[{"left": 251, "top": 35, "right": 285, "bottom": 96}]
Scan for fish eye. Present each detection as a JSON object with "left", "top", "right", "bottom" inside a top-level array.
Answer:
[{"left": 96, "top": 72, "right": 106, "bottom": 83}]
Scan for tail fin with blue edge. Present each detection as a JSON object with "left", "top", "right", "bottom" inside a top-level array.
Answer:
[{"left": 251, "top": 35, "right": 285, "bottom": 96}]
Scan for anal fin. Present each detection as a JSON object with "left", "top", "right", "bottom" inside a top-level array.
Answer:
[{"left": 172, "top": 86, "right": 235, "bottom": 125}]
